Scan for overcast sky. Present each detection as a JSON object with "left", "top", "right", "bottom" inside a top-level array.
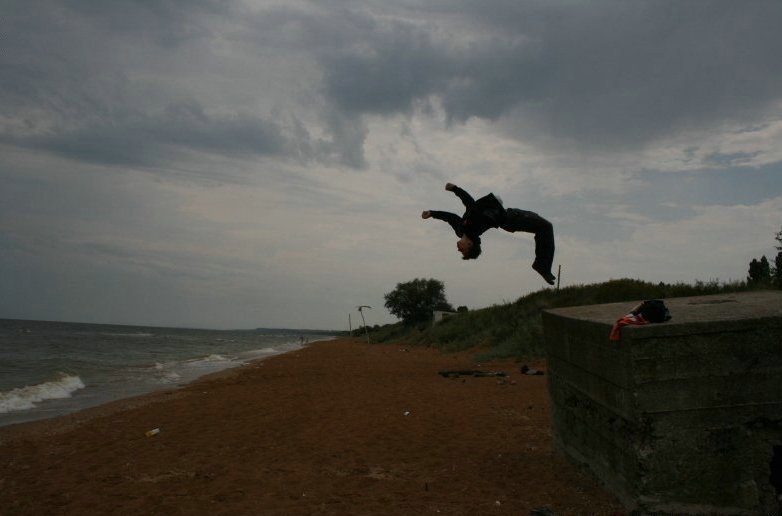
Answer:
[{"left": 2, "top": 1, "right": 782, "bottom": 330}]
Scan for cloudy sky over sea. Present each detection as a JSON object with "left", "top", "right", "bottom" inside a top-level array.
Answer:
[{"left": 2, "top": 1, "right": 782, "bottom": 330}]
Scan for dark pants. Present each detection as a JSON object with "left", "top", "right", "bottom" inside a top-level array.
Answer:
[{"left": 500, "top": 208, "right": 555, "bottom": 273}]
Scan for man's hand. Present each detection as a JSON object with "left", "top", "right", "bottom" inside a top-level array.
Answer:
[
  {"left": 445, "top": 183, "right": 456, "bottom": 191},
  {"left": 421, "top": 210, "right": 432, "bottom": 219}
]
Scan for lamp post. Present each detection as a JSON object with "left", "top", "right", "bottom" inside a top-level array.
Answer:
[{"left": 357, "top": 305, "right": 371, "bottom": 343}]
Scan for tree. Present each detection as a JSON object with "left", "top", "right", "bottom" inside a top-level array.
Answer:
[
  {"left": 773, "top": 226, "right": 782, "bottom": 288},
  {"left": 775, "top": 252, "right": 782, "bottom": 289},
  {"left": 384, "top": 278, "right": 454, "bottom": 324},
  {"left": 747, "top": 256, "right": 771, "bottom": 286}
]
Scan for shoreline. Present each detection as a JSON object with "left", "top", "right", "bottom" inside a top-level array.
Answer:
[
  {"left": 0, "top": 337, "right": 624, "bottom": 515},
  {"left": 0, "top": 335, "right": 336, "bottom": 430}
]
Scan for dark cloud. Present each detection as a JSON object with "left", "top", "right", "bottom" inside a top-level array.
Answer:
[
  {"left": 4, "top": 98, "right": 293, "bottom": 167},
  {"left": 703, "top": 151, "right": 762, "bottom": 168},
  {"left": 3, "top": 0, "right": 782, "bottom": 171},
  {"left": 0, "top": 1, "right": 313, "bottom": 169},
  {"left": 319, "top": 20, "right": 448, "bottom": 116},
  {"left": 55, "top": 0, "right": 232, "bottom": 47},
  {"left": 312, "top": 0, "right": 782, "bottom": 150}
]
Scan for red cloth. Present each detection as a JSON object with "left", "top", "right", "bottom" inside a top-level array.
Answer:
[{"left": 609, "top": 312, "right": 649, "bottom": 341}]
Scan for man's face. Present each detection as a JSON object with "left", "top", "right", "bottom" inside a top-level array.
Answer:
[{"left": 456, "top": 236, "right": 473, "bottom": 257}]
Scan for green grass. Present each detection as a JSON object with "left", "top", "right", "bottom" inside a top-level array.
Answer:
[{"left": 367, "top": 278, "right": 753, "bottom": 361}]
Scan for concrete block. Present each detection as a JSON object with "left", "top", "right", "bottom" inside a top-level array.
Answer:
[{"left": 543, "top": 291, "right": 782, "bottom": 514}]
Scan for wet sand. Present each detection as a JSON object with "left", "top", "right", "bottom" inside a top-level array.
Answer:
[{"left": 0, "top": 337, "right": 624, "bottom": 515}]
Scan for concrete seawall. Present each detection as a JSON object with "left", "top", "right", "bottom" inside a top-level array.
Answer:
[{"left": 542, "top": 290, "right": 782, "bottom": 514}]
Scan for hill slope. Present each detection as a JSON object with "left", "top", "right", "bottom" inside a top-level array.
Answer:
[{"left": 369, "top": 278, "right": 752, "bottom": 360}]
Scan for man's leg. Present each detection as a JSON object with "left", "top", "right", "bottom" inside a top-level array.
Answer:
[
  {"left": 532, "top": 220, "right": 555, "bottom": 284},
  {"left": 502, "top": 209, "right": 556, "bottom": 285}
]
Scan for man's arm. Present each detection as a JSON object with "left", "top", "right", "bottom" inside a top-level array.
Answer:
[
  {"left": 423, "top": 210, "right": 462, "bottom": 236},
  {"left": 445, "top": 183, "right": 474, "bottom": 208}
]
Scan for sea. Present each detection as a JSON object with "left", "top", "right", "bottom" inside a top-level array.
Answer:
[{"left": 0, "top": 318, "right": 333, "bottom": 428}]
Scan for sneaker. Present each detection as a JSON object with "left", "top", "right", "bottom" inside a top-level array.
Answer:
[{"left": 532, "top": 263, "right": 556, "bottom": 285}]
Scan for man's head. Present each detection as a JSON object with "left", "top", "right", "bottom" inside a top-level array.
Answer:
[{"left": 457, "top": 235, "right": 482, "bottom": 260}]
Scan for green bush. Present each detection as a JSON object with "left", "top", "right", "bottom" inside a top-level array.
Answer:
[{"left": 369, "top": 278, "right": 749, "bottom": 360}]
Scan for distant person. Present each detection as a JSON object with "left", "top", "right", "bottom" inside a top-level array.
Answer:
[{"left": 422, "top": 183, "right": 556, "bottom": 285}]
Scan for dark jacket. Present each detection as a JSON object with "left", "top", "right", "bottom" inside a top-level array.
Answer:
[{"left": 430, "top": 186, "right": 506, "bottom": 241}]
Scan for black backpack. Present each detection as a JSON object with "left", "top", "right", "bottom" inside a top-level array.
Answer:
[{"left": 633, "top": 299, "right": 672, "bottom": 323}]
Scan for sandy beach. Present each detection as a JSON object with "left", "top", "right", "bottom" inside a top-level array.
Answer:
[{"left": 0, "top": 337, "right": 624, "bottom": 515}]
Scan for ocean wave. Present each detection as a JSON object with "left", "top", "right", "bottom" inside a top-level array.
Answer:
[
  {"left": 149, "top": 363, "right": 182, "bottom": 383},
  {"left": 186, "top": 354, "right": 232, "bottom": 365},
  {"left": 143, "top": 354, "right": 237, "bottom": 385},
  {"left": 101, "top": 332, "right": 155, "bottom": 337},
  {"left": 240, "top": 347, "right": 285, "bottom": 359},
  {"left": 0, "top": 373, "right": 86, "bottom": 414}
]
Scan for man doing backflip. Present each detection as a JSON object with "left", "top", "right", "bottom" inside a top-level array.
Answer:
[{"left": 422, "top": 183, "right": 556, "bottom": 285}]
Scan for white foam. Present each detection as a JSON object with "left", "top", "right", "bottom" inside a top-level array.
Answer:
[
  {"left": 101, "top": 332, "right": 155, "bottom": 337},
  {"left": 159, "top": 371, "right": 182, "bottom": 384},
  {"left": 243, "top": 347, "right": 280, "bottom": 358},
  {"left": 186, "top": 354, "right": 231, "bottom": 365},
  {"left": 0, "top": 374, "right": 86, "bottom": 414}
]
